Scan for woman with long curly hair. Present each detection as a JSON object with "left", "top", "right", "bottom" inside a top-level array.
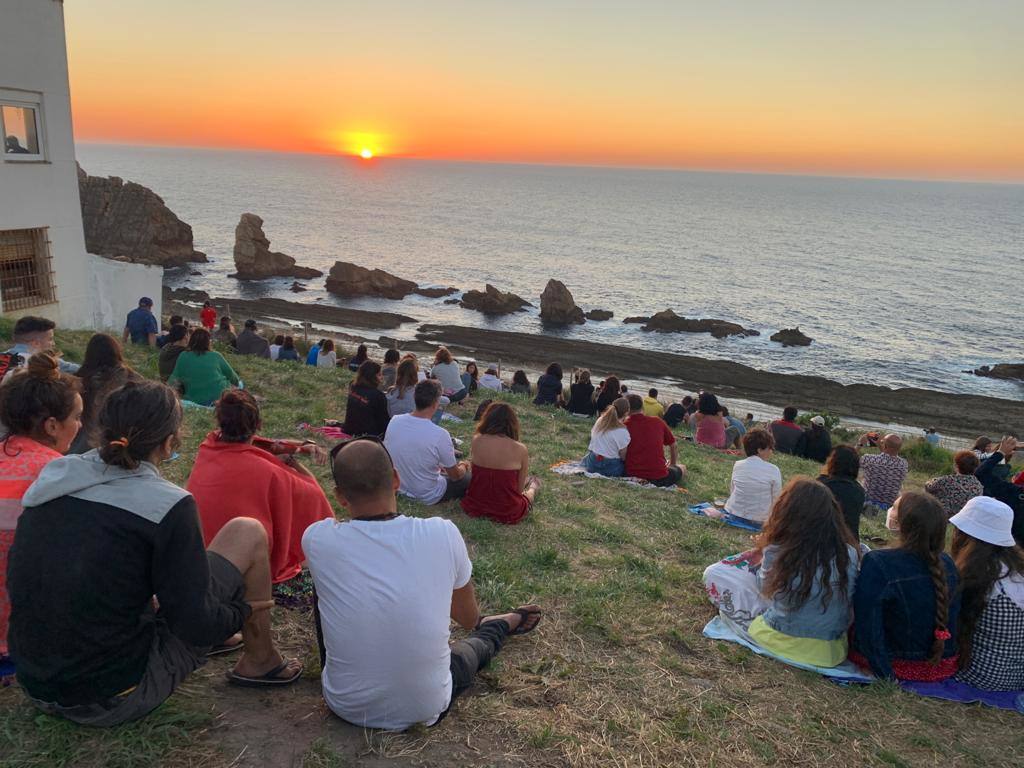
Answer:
[
  {"left": 70, "top": 334, "right": 141, "bottom": 454},
  {"left": 949, "top": 496, "right": 1024, "bottom": 691},
  {"left": 851, "top": 492, "right": 961, "bottom": 680}
]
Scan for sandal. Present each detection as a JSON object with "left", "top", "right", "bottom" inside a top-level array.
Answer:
[
  {"left": 225, "top": 659, "right": 303, "bottom": 688},
  {"left": 509, "top": 605, "right": 543, "bottom": 635}
]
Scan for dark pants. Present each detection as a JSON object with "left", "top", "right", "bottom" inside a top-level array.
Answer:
[
  {"left": 438, "top": 471, "right": 472, "bottom": 502},
  {"left": 649, "top": 465, "right": 684, "bottom": 487},
  {"left": 448, "top": 620, "right": 510, "bottom": 705}
]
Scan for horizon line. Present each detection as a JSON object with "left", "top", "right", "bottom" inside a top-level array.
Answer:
[{"left": 74, "top": 138, "right": 1024, "bottom": 187}]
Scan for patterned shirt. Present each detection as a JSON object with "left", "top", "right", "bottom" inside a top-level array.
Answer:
[
  {"left": 955, "top": 572, "right": 1024, "bottom": 691},
  {"left": 924, "top": 473, "right": 984, "bottom": 518},
  {"left": 860, "top": 452, "right": 908, "bottom": 507}
]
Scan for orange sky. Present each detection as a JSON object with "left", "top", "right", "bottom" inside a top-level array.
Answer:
[{"left": 65, "top": 1, "right": 1024, "bottom": 181}]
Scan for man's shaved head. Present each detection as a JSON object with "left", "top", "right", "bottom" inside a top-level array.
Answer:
[
  {"left": 332, "top": 440, "right": 395, "bottom": 502},
  {"left": 881, "top": 434, "right": 903, "bottom": 454}
]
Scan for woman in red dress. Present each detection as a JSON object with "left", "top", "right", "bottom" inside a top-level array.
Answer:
[{"left": 461, "top": 402, "right": 539, "bottom": 525}]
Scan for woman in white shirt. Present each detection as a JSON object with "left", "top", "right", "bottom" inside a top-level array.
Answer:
[
  {"left": 430, "top": 346, "right": 467, "bottom": 403},
  {"left": 317, "top": 340, "right": 338, "bottom": 369},
  {"left": 724, "top": 428, "right": 783, "bottom": 524},
  {"left": 582, "top": 398, "right": 631, "bottom": 477},
  {"left": 268, "top": 334, "right": 284, "bottom": 361}
]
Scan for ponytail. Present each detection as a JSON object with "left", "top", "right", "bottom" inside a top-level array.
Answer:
[{"left": 97, "top": 381, "right": 182, "bottom": 470}]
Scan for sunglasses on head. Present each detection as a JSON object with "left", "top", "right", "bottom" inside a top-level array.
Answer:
[{"left": 329, "top": 434, "right": 394, "bottom": 488}]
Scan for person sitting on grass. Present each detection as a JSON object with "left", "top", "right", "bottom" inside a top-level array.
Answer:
[
  {"left": 342, "top": 361, "right": 390, "bottom": 438},
  {"left": 817, "top": 445, "right": 865, "bottom": 540},
  {"left": 156, "top": 315, "right": 185, "bottom": 348},
  {"left": 0, "top": 353, "right": 82, "bottom": 668},
  {"left": 213, "top": 315, "right": 237, "bottom": 348},
  {"left": 460, "top": 361, "right": 480, "bottom": 395},
  {"left": 461, "top": 403, "right": 539, "bottom": 525},
  {"left": 723, "top": 428, "right": 782, "bottom": 525},
  {"left": 850, "top": 492, "right": 960, "bottom": 681},
  {"left": 746, "top": 478, "right": 860, "bottom": 667},
  {"left": 303, "top": 438, "right": 542, "bottom": 731},
  {"left": 566, "top": 369, "right": 596, "bottom": 416},
  {"left": 924, "top": 450, "right": 983, "bottom": 518},
  {"left": 795, "top": 415, "right": 832, "bottom": 463},
  {"left": 2, "top": 315, "right": 80, "bottom": 376},
  {"left": 594, "top": 374, "right": 621, "bottom": 415},
  {"left": 380, "top": 348, "right": 401, "bottom": 390},
  {"left": 384, "top": 380, "right": 470, "bottom": 504},
  {"left": 721, "top": 406, "right": 746, "bottom": 448},
  {"left": 69, "top": 334, "right": 142, "bottom": 454},
  {"left": 857, "top": 432, "right": 908, "bottom": 514},
  {"left": 387, "top": 358, "right": 449, "bottom": 422},
  {"left": 624, "top": 394, "right": 686, "bottom": 487},
  {"left": 663, "top": 397, "right": 688, "bottom": 429},
  {"left": 186, "top": 390, "right": 332, "bottom": 609},
  {"left": 533, "top": 362, "right": 565, "bottom": 407},
  {"left": 235, "top": 319, "right": 270, "bottom": 358},
  {"left": 642, "top": 388, "right": 664, "bottom": 419},
  {"left": 276, "top": 336, "right": 300, "bottom": 362},
  {"left": 949, "top": 497, "right": 1024, "bottom": 691},
  {"left": 347, "top": 344, "right": 369, "bottom": 372},
  {"left": 306, "top": 338, "right": 325, "bottom": 366},
  {"left": 269, "top": 334, "right": 285, "bottom": 361},
  {"left": 693, "top": 391, "right": 728, "bottom": 449},
  {"left": 582, "top": 398, "right": 631, "bottom": 477},
  {"left": 158, "top": 324, "right": 190, "bottom": 382},
  {"left": 510, "top": 369, "right": 531, "bottom": 396},
  {"left": 7, "top": 381, "right": 301, "bottom": 727},
  {"left": 167, "top": 328, "right": 240, "bottom": 407},
  {"left": 431, "top": 346, "right": 468, "bottom": 404},
  {"left": 974, "top": 436, "right": 1024, "bottom": 547},
  {"left": 316, "top": 339, "right": 338, "bottom": 369},
  {"left": 478, "top": 363, "right": 504, "bottom": 392},
  {"left": 122, "top": 296, "right": 158, "bottom": 347},
  {"left": 769, "top": 406, "right": 803, "bottom": 455}
]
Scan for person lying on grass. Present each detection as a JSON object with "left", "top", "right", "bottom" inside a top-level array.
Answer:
[
  {"left": 304, "top": 437, "right": 542, "bottom": 731},
  {"left": 7, "top": 380, "right": 301, "bottom": 728}
]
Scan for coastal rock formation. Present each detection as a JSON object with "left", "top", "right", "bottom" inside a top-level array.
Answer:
[
  {"left": 414, "top": 286, "right": 459, "bottom": 298},
  {"left": 443, "top": 298, "right": 461, "bottom": 305},
  {"left": 165, "top": 286, "right": 211, "bottom": 303},
  {"left": 325, "top": 261, "right": 418, "bottom": 299},
  {"left": 540, "top": 279, "right": 585, "bottom": 325},
  {"left": 289, "top": 282, "right": 308, "bottom": 293},
  {"left": 459, "top": 284, "right": 531, "bottom": 315},
  {"left": 641, "top": 309, "right": 759, "bottom": 338},
  {"left": 770, "top": 327, "right": 813, "bottom": 347},
  {"left": 586, "top": 309, "right": 614, "bottom": 321},
  {"left": 232, "top": 214, "right": 323, "bottom": 280},
  {"left": 623, "top": 316, "right": 649, "bottom": 324},
  {"left": 972, "top": 363, "right": 1024, "bottom": 381},
  {"left": 77, "top": 164, "right": 206, "bottom": 267}
]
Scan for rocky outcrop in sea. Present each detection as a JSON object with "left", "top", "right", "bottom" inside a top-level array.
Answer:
[
  {"left": 770, "top": 327, "right": 813, "bottom": 347},
  {"left": 232, "top": 213, "right": 322, "bottom": 280},
  {"left": 325, "top": 262, "right": 418, "bottom": 299},
  {"left": 641, "top": 309, "right": 759, "bottom": 338},
  {"left": 77, "top": 164, "right": 206, "bottom": 267},
  {"left": 539, "top": 279, "right": 585, "bottom": 325},
  {"left": 459, "top": 284, "right": 531, "bottom": 315}
]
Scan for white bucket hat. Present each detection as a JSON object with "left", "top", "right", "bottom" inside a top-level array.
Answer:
[{"left": 949, "top": 496, "right": 1017, "bottom": 547}]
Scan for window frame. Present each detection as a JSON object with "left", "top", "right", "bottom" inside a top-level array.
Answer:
[
  {"left": 0, "top": 93, "right": 46, "bottom": 162},
  {"left": 0, "top": 228, "right": 59, "bottom": 312}
]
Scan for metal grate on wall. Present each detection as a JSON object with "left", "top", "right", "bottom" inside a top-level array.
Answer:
[{"left": 0, "top": 228, "right": 58, "bottom": 312}]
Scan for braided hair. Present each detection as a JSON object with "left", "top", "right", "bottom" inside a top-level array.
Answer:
[{"left": 896, "top": 492, "right": 951, "bottom": 664}]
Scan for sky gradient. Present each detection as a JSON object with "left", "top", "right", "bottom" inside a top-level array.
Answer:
[{"left": 64, "top": 1, "right": 1024, "bottom": 181}]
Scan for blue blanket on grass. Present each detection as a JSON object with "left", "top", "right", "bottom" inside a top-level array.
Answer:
[{"left": 689, "top": 503, "right": 762, "bottom": 532}]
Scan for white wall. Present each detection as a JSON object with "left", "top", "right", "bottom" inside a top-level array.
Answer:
[
  {"left": 89, "top": 256, "right": 163, "bottom": 331},
  {"left": 0, "top": 0, "right": 161, "bottom": 329}
]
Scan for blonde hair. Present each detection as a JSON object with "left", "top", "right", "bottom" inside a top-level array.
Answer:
[{"left": 594, "top": 397, "right": 629, "bottom": 433}]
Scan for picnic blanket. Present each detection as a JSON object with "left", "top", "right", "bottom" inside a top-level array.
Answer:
[
  {"left": 298, "top": 423, "right": 350, "bottom": 441},
  {"left": 689, "top": 502, "right": 762, "bottom": 532},
  {"left": 549, "top": 460, "right": 686, "bottom": 493},
  {"left": 0, "top": 656, "right": 13, "bottom": 686},
  {"left": 440, "top": 412, "right": 463, "bottom": 423},
  {"left": 703, "top": 615, "right": 873, "bottom": 682},
  {"left": 901, "top": 679, "right": 1024, "bottom": 714}
]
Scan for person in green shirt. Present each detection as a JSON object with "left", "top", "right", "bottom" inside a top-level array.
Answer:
[{"left": 168, "top": 329, "right": 239, "bottom": 406}]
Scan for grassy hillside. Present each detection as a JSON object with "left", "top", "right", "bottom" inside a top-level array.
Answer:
[{"left": 1, "top": 326, "right": 1019, "bottom": 768}]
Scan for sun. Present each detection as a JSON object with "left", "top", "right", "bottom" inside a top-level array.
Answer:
[{"left": 360, "top": 148, "right": 374, "bottom": 159}]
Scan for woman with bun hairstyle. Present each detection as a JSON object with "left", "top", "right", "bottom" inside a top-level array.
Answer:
[
  {"left": 69, "top": 333, "right": 141, "bottom": 454},
  {"left": 850, "top": 492, "right": 961, "bottom": 680},
  {"left": 186, "top": 389, "right": 333, "bottom": 607},
  {"left": 0, "top": 352, "right": 82, "bottom": 664},
  {"left": 7, "top": 380, "right": 302, "bottom": 726}
]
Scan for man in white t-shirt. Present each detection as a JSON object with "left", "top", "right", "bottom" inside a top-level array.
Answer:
[
  {"left": 384, "top": 380, "right": 471, "bottom": 504},
  {"left": 303, "top": 439, "right": 542, "bottom": 731}
]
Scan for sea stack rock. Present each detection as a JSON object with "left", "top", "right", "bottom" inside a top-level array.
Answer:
[
  {"left": 770, "top": 327, "right": 813, "bottom": 347},
  {"left": 540, "top": 279, "right": 585, "bottom": 325},
  {"left": 641, "top": 309, "right": 759, "bottom": 339},
  {"left": 414, "top": 286, "right": 459, "bottom": 298},
  {"left": 623, "top": 316, "right": 650, "bottom": 324},
  {"left": 232, "top": 213, "right": 323, "bottom": 280},
  {"left": 325, "top": 261, "right": 418, "bottom": 299},
  {"left": 77, "top": 164, "right": 206, "bottom": 267},
  {"left": 972, "top": 363, "right": 1024, "bottom": 381},
  {"left": 586, "top": 309, "right": 613, "bottom": 321},
  {"left": 459, "top": 284, "right": 531, "bottom": 315}
]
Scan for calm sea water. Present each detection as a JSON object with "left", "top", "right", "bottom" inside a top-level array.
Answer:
[{"left": 77, "top": 143, "right": 1024, "bottom": 399}]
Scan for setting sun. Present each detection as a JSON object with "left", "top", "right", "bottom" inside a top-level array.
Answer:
[{"left": 360, "top": 148, "right": 373, "bottom": 159}]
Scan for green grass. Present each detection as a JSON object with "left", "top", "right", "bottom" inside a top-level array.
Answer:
[{"left": 0, "top": 324, "right": 1021, "bottom": 768}]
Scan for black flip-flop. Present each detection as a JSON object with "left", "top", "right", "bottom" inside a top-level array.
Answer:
[
  {"left": 509, "top": 606, "right": 542, "bottom": 636},
  {"left": 225, "top": 660, "right": 303, "bottom": 688}
]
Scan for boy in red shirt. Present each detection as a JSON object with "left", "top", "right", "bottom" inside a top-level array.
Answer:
[
  {"left": 624, "top": 395, "right": 686, "bottom": 486},
  {"left": 200, "top": 301, "right": 217, "bottom": 331}
]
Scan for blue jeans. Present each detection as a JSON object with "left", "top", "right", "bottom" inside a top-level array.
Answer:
[
  {"left": 582, "top": 451, "right": 625, "bottom": 477},
  {"left": 448, "top": 387, "right": 468, "bottom": 404}
]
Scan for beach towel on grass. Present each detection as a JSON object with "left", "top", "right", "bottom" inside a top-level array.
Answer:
[
  {"left": 689, "top": 502, "right": 762, "bottom": 532},
  {"left": 900, "top": 679, "right": 1024, "bottom": 714},
  {"left": 703, "top": 615, "right": 873, "bottom": 683},
  {"left": 550, "top": 460, "right": 686, "bottom": 493}
]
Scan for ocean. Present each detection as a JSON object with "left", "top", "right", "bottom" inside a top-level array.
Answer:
[{"left": 76, "top": 143, "right": 1024, "bottom": 400}]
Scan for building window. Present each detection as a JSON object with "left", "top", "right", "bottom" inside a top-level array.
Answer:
[
  {"left": 1, "top": 102, "right": 43, "bottom": 160},
  {"left": 0, "top": 229, "right": 57, "bottom": 311}
]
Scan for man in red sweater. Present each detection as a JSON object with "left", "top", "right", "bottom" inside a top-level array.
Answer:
[{"left": 624, "top": 395, "right": 686, "bottom": 486}]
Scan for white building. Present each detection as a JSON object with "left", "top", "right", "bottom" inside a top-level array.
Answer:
[{"left": 0, "top": 0, "right": 161, "bottom": 330}]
